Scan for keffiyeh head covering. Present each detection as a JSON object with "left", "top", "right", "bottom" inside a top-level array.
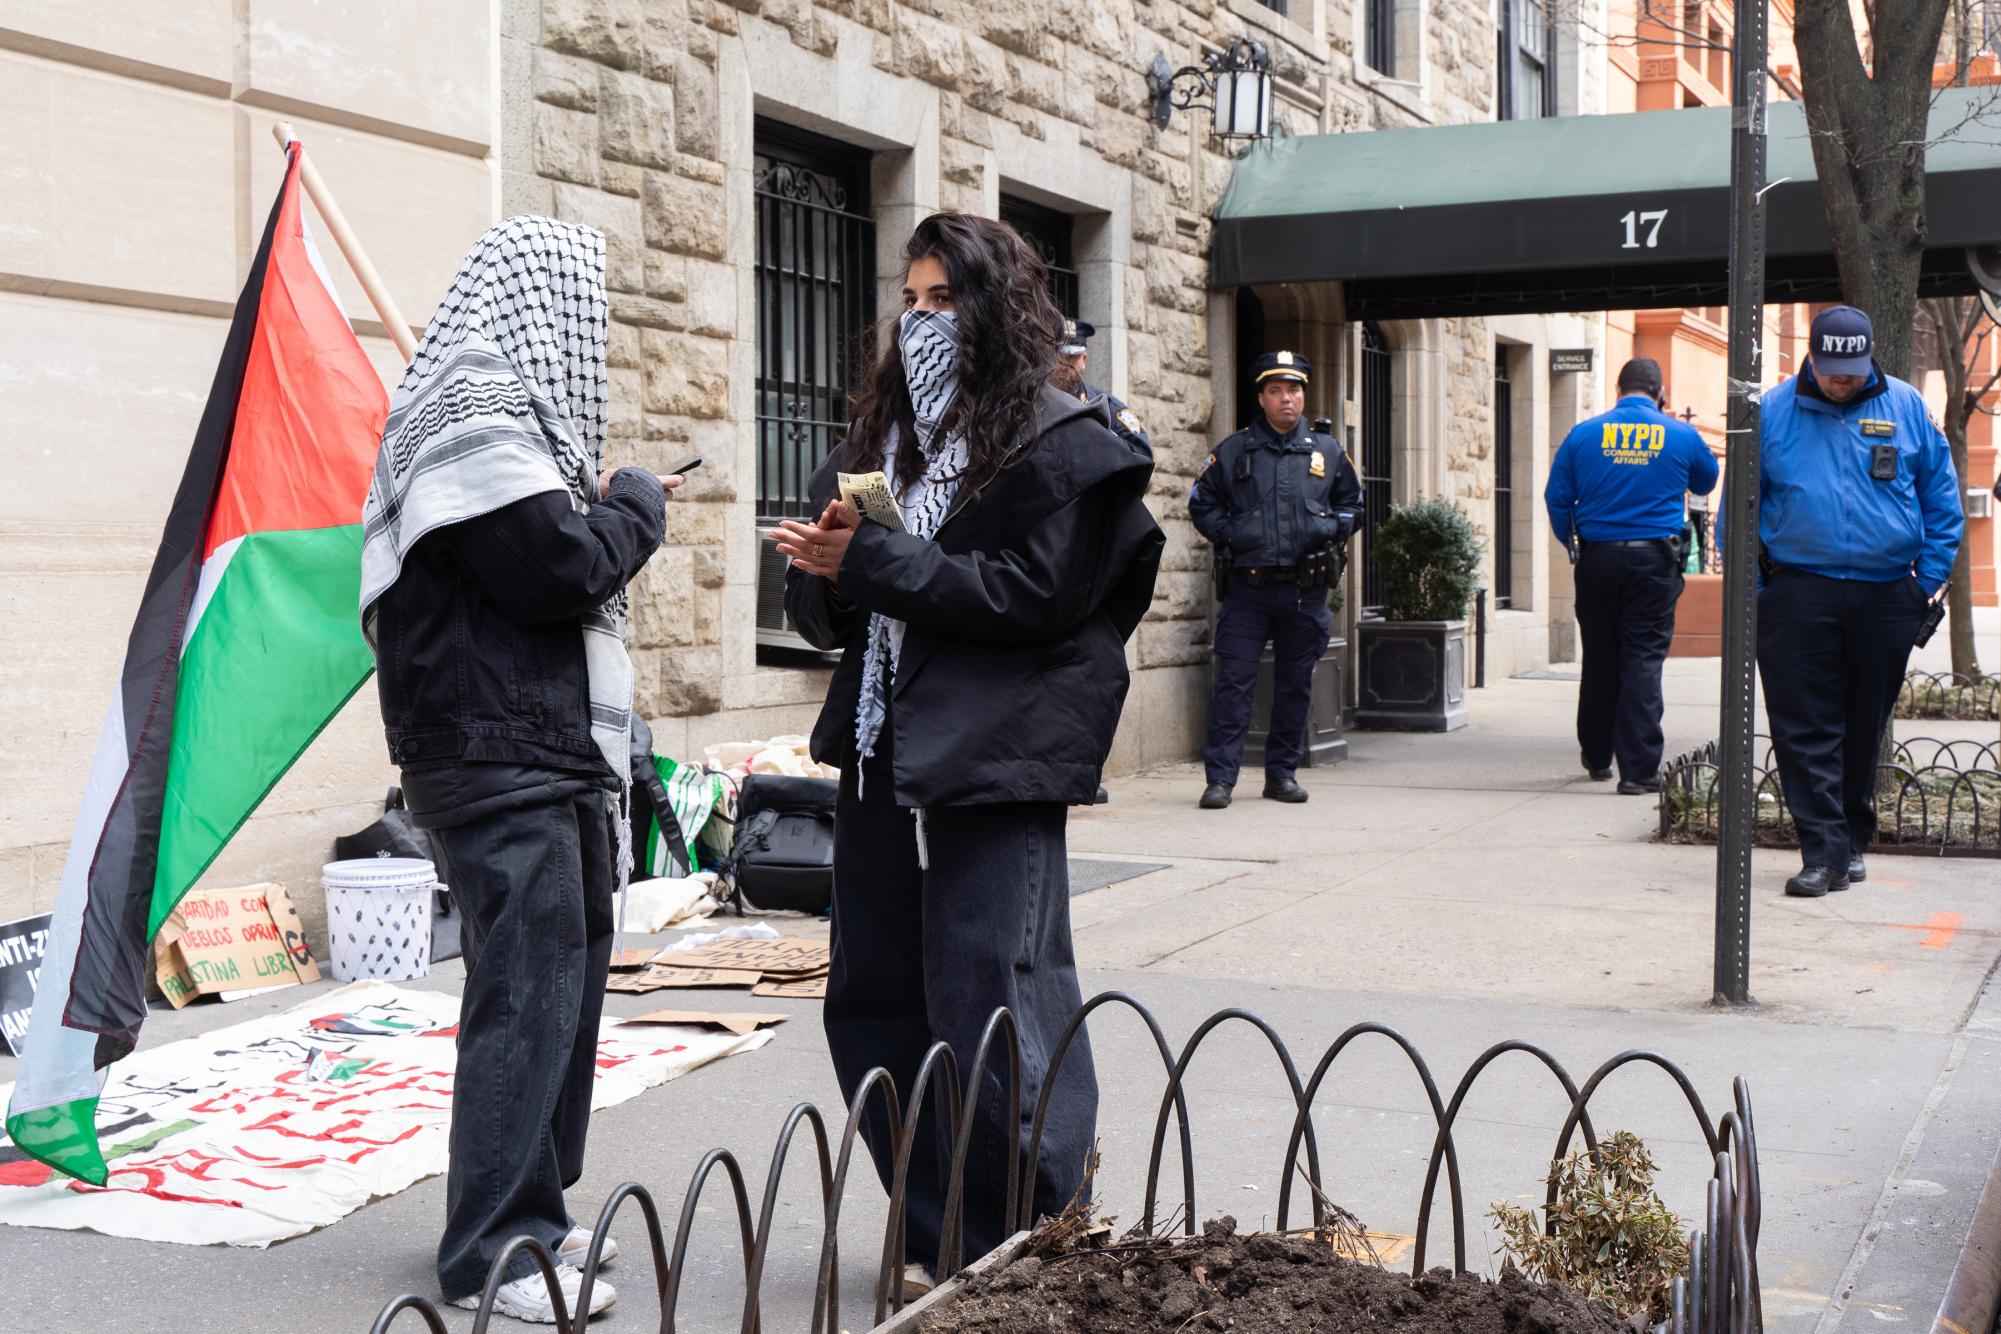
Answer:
[
  {"left": 358, "top": 216, "right": 636, "bottom": 883},
  {"left": 853, "top": 310, "right": 968, "bottom": 784}
]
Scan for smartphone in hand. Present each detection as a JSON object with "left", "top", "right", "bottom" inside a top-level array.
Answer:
[{"left": 669, "top": 456, "right": 703, "bottom": 476}]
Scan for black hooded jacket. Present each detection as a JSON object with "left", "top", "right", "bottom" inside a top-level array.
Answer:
[{"left": 785, "top": 386, "right": 1164, "bottom": 808}]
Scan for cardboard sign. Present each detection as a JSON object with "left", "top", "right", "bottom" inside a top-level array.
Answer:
[
  {"left": 607, "top": 966, "right": 762, "bottom": 994},
  {"left": 622, "top": 1010, "right": 788, "bottom": 1038},
  {"left": 653, "top": 937, "right": 830, "bottom": 977},
  {"left": 154, "top": 884, "right": 321, "bottom": 1010},
  {"left": 0, "top": 912, "right": 54, "bottom": 1056},
  {"left": 753, "top": 975, "right": 828, "bottom": 1000},
  {"left": 610, "top": 948, "right": 657, "bottom": 972}
]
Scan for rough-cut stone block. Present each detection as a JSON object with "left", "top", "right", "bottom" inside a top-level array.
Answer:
[
  {"left": 1139, "top": 615, "right": 1212, "bottom": 669},
  {"left": 534, "top": 48, "right": 600, "bottom": 110},
  {"left": 609, "top": 318, "right": 643, "bottom": 368},
  {"left": 642, "top": 329, "right": 730, "bottom": 418},
  {"left": 681, "top": 259, "right": 738, "bottom": 338},
  {"left": 1009, "top": 55, "right": 1064, "bottom": 116},
  {"left": 542, "top": 0, "right": 643, "bottom": 67},
  {"left": 602, "top": 161, "right": 646, "bottom": 196},
  {"left": 612, "top": 291, "right": 686, "bottom": 329},
  {"left": 659, "top": 644, "right": 725, "bottom": 715},
  {"left": 673, "top": 52, "right": 723, "bottom": 160},
  {"left": 893, "top": 8, "right": 967, "bottom": 85},
  {"left": 553, "top": 183, "right": 644, "bottom": 292},
  {"left": 978, "top": 0, "right": 1046, "bottom": 57},
  {"left": 641, "top": 4, "right": 692, "bottom": 80},
  {"left": 646, "top": 250, "right": 691, "bottom": 302},
  {"left": 536, "top": 102, "right": 600, "bottom": 184},
  {"left": 962, "top": 36, "right": 1010, "bottom": 114},
  {"left": 609, "top": 366, "right": 644, "bottom": 439},
  {"left": 643, "top": 171, "right": 727, "bottom": 259},
  {"left": 630, "top": 547, "right": 698, "bottom": 648},
  {"left": 600, "top": 69, "right": 675, "bottom": 168}
]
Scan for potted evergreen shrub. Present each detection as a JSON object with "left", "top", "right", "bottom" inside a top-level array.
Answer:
[{"left": 1354, "top": 499, "right": 1478, "bottom": 732}]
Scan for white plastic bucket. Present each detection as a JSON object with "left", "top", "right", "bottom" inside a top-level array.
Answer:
[{"left": 321, "top": 858, "right": 437, "bottom": 982}]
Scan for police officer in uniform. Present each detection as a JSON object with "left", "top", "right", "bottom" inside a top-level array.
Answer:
[
  {"left": 1545, "top": 357, "right": 1719, "bottom": 794},
  {"left": 1056, "top": 318, "right": 1150, "bottom": 456},
  {"left": 1749, "top": 306, "right": 1962, "bottom": 898},
  {"left": 1190, "top": 350, "right": 1364, "bottom": 809},
  {"left": 1054, "top": 318, "right": 1145, "bottom": 805}
]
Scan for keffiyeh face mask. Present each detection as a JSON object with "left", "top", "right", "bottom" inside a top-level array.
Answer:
[{"left": 899, "top": 308, "right": 960, "bottom": 450}]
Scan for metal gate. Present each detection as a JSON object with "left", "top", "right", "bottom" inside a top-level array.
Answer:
[
  {"left": 754, "top": 130, "right": 875, "bottom": 522},
  {"left": 1359, "top": 321, "right": 1393, "bottom": 614},
  {"left": 999, "top": 195, "right": 1079, "bottom": 319}
]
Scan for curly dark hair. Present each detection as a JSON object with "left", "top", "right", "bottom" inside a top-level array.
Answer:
[{"left": 842, "top": 212, "right": 1062, "bottom": 496}]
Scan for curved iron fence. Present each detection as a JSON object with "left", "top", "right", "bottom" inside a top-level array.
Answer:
[
  {"left": 1895, "top": 671, "right": 2000, "bottom": 722},
  {"left": 364, "top": 993, "right": 1761, "bottom": 1334},
  {"left": 1661, "top": 734, "right": 2001, "bottom": 856}
]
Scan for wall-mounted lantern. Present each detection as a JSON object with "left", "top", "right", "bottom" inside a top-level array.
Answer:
[{"left": 1147, "top": 37, "right": 1275, "bottom": 142}]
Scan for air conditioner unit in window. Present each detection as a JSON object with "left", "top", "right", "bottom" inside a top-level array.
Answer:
[
  {"left": 1968, "top": 489, "right": 1995, "bottom": 520},
  {"left": 754, "top": 525, "right": 835, "bottom": 654}
]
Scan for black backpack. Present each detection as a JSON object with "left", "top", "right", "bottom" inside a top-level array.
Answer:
[{"left": 723, "top": 774, "right": 836, "bottom": 914}]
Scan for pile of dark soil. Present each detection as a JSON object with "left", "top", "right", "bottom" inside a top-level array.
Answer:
[{"left": 921, "top": 1216, "right": 1631, "bottom": 1334}]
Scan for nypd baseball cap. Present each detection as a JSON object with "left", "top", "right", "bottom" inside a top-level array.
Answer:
[{"left": 1809, "top": 305, "right": 1874, "bottom": 378}]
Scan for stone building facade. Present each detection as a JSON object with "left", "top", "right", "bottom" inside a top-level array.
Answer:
[{"left": 2, "top": 0, "right": 1608, "bottom": 934}]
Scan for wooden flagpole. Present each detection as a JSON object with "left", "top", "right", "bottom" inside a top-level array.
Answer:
[{"left": 270, "top": 122, "right": 418, "bottom": 363}]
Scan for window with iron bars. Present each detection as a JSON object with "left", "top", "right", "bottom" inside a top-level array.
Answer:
[
  {"left": 752, "top": 122, "right": 876, "bottom": 523},
  {"left": 998, "top": 194, "right": 1080, "bottom": 321},
  {"left": 1359, "top": 321, "right": 1394, "bottom": 614},
  {"left": 1493, "top": 348, "right": 1515, "bottom": 609}
]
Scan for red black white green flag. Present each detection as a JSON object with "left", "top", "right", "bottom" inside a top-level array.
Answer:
[{"left": 4, "top": 144, "right": 389, "bottom": 1183}]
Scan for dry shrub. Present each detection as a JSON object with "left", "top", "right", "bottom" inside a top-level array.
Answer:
[{"left": 1489, "top": 1130, "right": 1688, "bottom": 1324}]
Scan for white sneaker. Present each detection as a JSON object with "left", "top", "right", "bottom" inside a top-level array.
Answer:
[
  {"left": 557, "top": 1226, "right": 620, "bottom": 1267},
  {"left": 900, "top": 1262, "right": 937, "bottom": 1301},
  {"left": 450, "top": 1264, "right": 616, "bottom": 1323}
]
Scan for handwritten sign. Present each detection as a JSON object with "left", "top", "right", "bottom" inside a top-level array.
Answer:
[
  {"left": 607, "top": 966, "right": 763, "bottom": 994},
  {"left": 753, "top": 975, "right": 828, "bottom": 1000},
  {"left": 153, "top": 884, "right": 321, "bottom": 1010},
  {"left": 0, "top": 912, "right": 53, "bottom": 1056},
  {"left": 652, "top": 937, "right": 830, "bottom": 977}
]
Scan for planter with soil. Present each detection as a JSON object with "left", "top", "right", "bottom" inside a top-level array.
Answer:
[{"left": 899, "top": 1216, "right": 1631, "bottom": 1334}]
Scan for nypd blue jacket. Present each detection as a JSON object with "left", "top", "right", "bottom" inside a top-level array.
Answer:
[
  {"left": 1189, "top": 416, "right": 1365, "bottom": 569},
  {"left": 1545, "top": 395, "right": 1718, "bottom": 545},
  {"left": 1741, "top": 367, "right": 1962, "bottom": 591}
]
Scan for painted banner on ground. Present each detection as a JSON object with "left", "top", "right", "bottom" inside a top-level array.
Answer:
[{"left": 0, "top": 980, "right": 770, "bottom": 1246}]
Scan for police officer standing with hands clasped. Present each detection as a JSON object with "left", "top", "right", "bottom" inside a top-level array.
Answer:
[
  {"left": 1545, "top": 357, "right": 1719, "bottom": 795},
  {"left": 1749, "top": 306, "right": 1961, "bottom": 898},
  {"left": 1190, "top": 351, "right": 1364, "bottom": 809}
]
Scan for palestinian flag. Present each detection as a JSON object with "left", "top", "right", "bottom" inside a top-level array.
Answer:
[{"left": 4, "top": 144, "right": 389, "bottom": 1183}]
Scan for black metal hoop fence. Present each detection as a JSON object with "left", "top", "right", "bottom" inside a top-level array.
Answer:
[
  {"left": 1661, "top": 733, "right": 2001, "bottom": 856},
  {"left": 1895, "top": 671, "right": 2001, "bottom": 722},
  {"left": 364, "top": 993, "right": 1762, "bottom": 1334}
]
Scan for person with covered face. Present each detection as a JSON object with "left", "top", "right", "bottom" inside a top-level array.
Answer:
[
  {"left": 360, "top": 218, "right": 682, "bottom": 1323},
  {"left": 775, "top": 211, "right": 1163, "bottom": 1295}
]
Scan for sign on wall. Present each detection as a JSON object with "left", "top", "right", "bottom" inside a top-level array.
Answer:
[{"left": 1550, "top": 349, "right": 1594, "bottom": 374}]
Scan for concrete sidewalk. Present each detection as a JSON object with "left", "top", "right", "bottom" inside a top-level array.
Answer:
[{"left": 5, "top": 635, "right": 1998, "bottom": 1333}]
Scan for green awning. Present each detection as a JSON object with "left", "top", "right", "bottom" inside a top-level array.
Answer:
[{"left": 1210, "top": 86, "right": 2001, "bottom": 319}]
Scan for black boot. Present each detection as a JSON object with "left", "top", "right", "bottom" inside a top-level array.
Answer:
[
  {"left": 1199, "top": 783, "right": 1233, "bottom": 809},
  {"left": 1785, "top": 865, "right": 1852, "bottom": 898},
  {"left": 1617, "top": 776, "right": 1663, "bottom": 795},
  {"left": 1581, "top": 751, "right": 1613, "bottom": 782},
  {"left": 1846, "top": 855, "right": 1867, "bottom": 883},
  {"left": 1262, "top": 778, "right": 1309, "bottom": 803}
]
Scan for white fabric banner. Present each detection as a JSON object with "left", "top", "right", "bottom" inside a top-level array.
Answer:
[{"left": 0, "top": 980, "right": 770, "bottom": 1247}]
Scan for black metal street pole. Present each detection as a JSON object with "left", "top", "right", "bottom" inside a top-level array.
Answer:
[{"left": 1714, "top": 0, "right": 1768, "bottom": 1007}]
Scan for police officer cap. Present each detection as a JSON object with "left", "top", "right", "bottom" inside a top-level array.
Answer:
[
  {"left": 1058, "top": 318, "right": 1096, "bottom": 356},
  {"left": 1809, "top": 305, "right": 1874, "bottom": 378},
  {"left": 1253, "top": 349, "right": 1310, "bottom": 386}
]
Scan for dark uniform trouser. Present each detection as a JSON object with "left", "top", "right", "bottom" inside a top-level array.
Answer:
[
  {"left": 1573, "top": 543, "right": 1683, "bottom": 783},
  {"left": 1203, "top": 580, "right": 1333, "bottom": 786},
  {"left": 1756, "top": 570, "right": 1928, "bottom": 868},
  {"left": 825, "top": 717, "right": 1097, "bottom": 1271},
  {"left": 430, "top": 790, "right": 615, "bottom": 1298}
]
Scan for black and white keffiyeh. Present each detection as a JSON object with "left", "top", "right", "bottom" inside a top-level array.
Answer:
[
  {"left": 358, "top": 216, "right": 637, "bottom": 882},
  {"left": 854, "top": 310, "right": 969, "bottom": 771}
]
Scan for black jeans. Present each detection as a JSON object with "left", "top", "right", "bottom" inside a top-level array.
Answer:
[
  {"left": 1574, "top": 543, "right": 1683, "bottom": 783},
  {"left": 825, "top": 723, "right": 1098, "bottom": 1271},
  {"left": 428, "top": 787, "right": 616, "bottom": 1298},
  {"left": 1203, "top": 580, "right": 1333, "bottom": 786},
  {"left": 1756, "top": 569, "right": 1928, "bottom": 868}
]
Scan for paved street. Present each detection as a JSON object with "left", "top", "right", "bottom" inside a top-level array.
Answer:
[{"left": 5, "top": 620, "right": 1998, "bottom": 1333}]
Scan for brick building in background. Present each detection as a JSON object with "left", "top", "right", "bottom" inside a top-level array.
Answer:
[{"left": 1, "top": 0, "right": 1613, "bottom": 937}]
